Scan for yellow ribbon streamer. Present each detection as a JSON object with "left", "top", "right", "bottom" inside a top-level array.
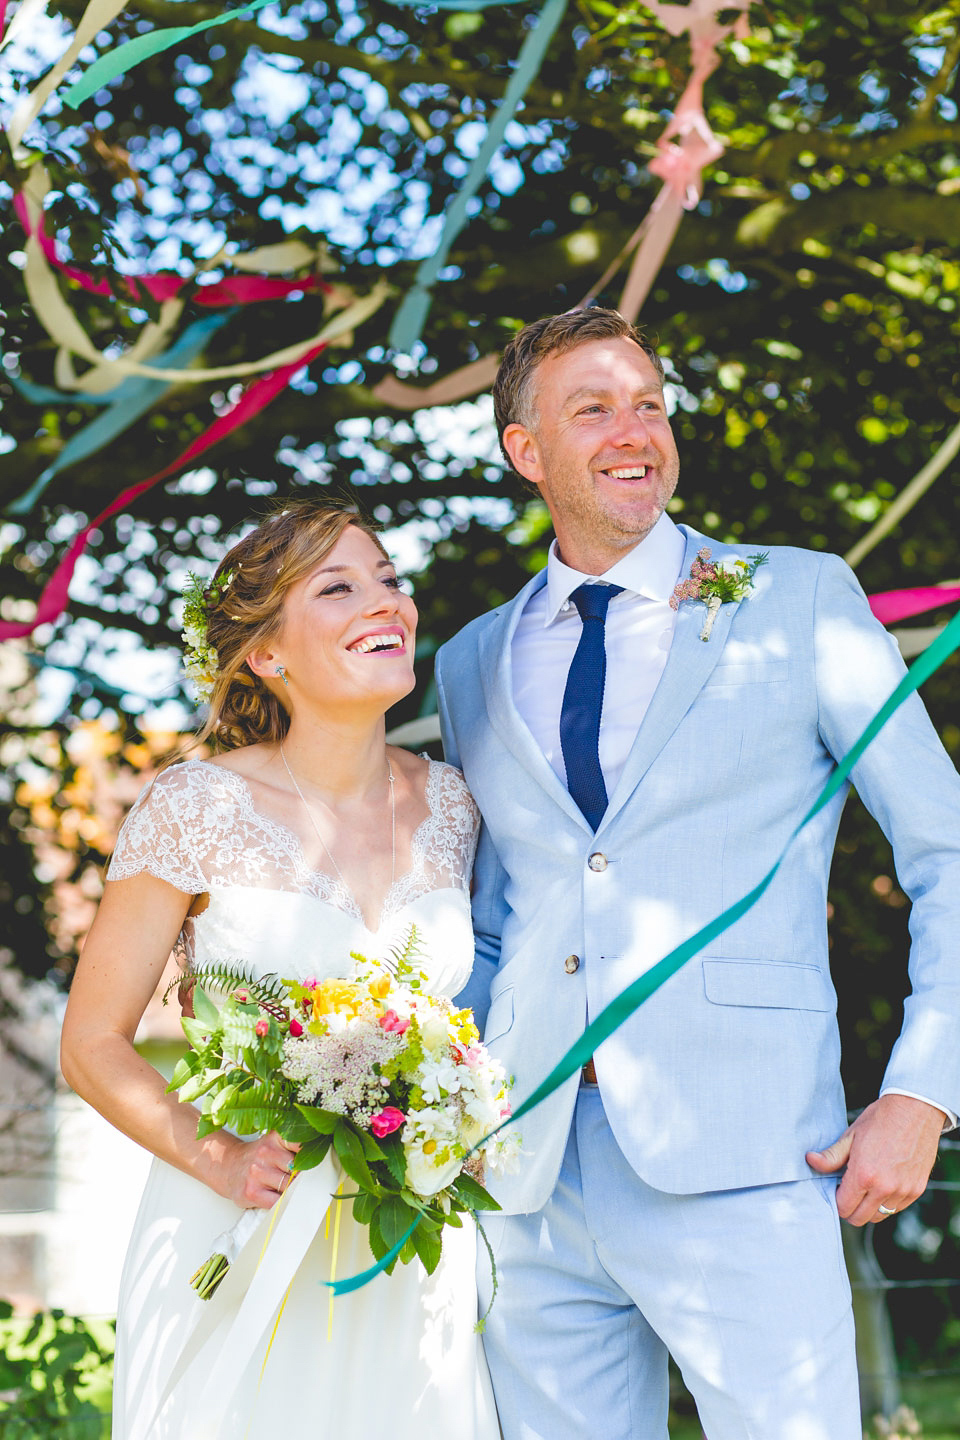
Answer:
[{"left": 327, "top": 1183, "right": 344, "bottom": 1343}]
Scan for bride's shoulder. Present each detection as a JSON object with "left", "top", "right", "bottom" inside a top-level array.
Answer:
[
  {"left": 129, "top": 755, "right": 249, "bottom": 817},
  {"left": 424, "top": 758, "right": 480, "bottom": 829}
]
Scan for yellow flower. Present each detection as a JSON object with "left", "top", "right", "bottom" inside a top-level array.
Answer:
[
  {"left": 368, "top": 973, "right": 391, "bottom": 1000},
  {"left": 312, "top": 979, "right": 368, "bottom": 1022}
]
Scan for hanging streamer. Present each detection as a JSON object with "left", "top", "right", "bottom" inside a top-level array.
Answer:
[
  {"left": 387, "top": 0, "right": 568, "bottom": 353},
  {"left": 845, "top": 417, "right": 960, "bottom": 570},
  {"left": 62, "top": 0, "right": 277, "bottom": 110},
  {"left": 868, "top": 585, "right": 960, "bottom": 627},
  {"left": 14, "top": 163, "right": 341, "bottom": 398},
  {"left": 381, "top": 0, "right": 748, "bottom": 394},
  {"left": 0, "top": 341, "right": 329, "bottom": 642},
  {"left": 372, "top": 354, "right": 500, "bottom": 410},
  {"left": 7, "top": 313, "right": 232, "bottom": 516},
  {"left": 60, "top": 0, "right": 527, "bottom": 113},
  {"left": 329, "top": 607, "right": 960, "bottom": 1292}
]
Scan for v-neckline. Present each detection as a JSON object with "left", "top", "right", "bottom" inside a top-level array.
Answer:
[{"left": 192, "top": 757, "right": 439, "bottom": 934}]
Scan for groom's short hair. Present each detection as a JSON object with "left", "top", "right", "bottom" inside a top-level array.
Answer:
[{"left": 493, "top": 309, "right": 664, "bottom": 468}]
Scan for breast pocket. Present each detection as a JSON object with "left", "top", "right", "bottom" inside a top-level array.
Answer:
[
  {"left": 484, "top": 985, "right": 515, "bottom": 1043},
  {"left": 702, "top": 958, "right": 833, "bottom": 1012},
  {"left": 703, "top": 660, "right": 790, "bottom": 689}
]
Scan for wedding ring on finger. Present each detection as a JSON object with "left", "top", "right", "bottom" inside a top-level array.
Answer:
[{"left": 877, "top": 1203, "right": 897, "bottom": 1216}]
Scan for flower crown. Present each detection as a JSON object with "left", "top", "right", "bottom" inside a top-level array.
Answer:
[{"left": 181, "top": 569, "right": 235, "bottom": 704}]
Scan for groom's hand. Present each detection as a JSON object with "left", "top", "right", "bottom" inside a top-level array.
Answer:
[{"left": 805, "top": 1093, "right": 945, "bottom": 1226}]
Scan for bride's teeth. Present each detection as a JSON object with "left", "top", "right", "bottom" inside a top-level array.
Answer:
[{"left": 350, "top": 633, "right": 404, "bottom": 653}]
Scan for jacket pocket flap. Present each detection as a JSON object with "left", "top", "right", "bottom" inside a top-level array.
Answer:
[
  {"left": 704, "top": 660, "right": 789, "bottom": 687},
  {"left": 484, "top": 985, "right": 515, "bottom": 1043},
  {"left": 702, "top": 959, "right": 832, "bottom": 1012}
]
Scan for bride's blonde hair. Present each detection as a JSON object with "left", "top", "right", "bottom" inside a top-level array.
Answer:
[{"left": 196, "top": 499, "right": 387, "bottom": 750}]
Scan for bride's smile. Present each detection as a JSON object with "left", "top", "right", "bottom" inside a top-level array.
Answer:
[{"left": 254, "top": 525, "right": 418, "bottom": 715}]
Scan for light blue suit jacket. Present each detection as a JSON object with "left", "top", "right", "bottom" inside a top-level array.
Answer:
[{"left": 436, "top": 526, "right": 960, "bottom": 1213}]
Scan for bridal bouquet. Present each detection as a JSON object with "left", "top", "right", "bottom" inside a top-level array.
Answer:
[{"left": 168, "top": 928, "right": 518, "bottom": 1299}]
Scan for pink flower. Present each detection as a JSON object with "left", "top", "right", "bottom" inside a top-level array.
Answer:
[
  {"left": 289, "top": 1019, "right": 303, "bottom": 1038},
  {"left": 303, "top": 977, "right": 318, "bottom": 990},
  {"left": 370, "top": 1107, "right": 406, "bottom": 1138},
  {"left": 378, "top": 1009, "right": 409, "bottom": 1035},
  {"left": 255, "top": 1018, "right": 269, "bottom": 1038},
  {"left": 235, "top": 989, "right": 250, "bottom": 1004},
  {"left": 454, "top": 1043, "right": 485, "bottom": 1068}
]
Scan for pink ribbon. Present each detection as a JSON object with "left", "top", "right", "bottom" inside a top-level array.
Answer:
[
  {"left": 0, "top": 343, "right": 327, "bottom": 642},
  {"left": 13, "top": 191, "right": 330, "bottom": 306},
  {"left": 867, "top": 586, "right": 960, "bottom": 626}
]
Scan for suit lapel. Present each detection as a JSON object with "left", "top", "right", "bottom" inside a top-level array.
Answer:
[
  {"left": 601, "top": 526, "right": 742, "bottom": 831},
  {"left": 478, "top": 571, "right": 593, "bottom": 831}
]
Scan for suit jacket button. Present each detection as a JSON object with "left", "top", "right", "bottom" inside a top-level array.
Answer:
[
  {"left": 564, "top": 954, "right": 580, "bottom": 974},
  {"left": 587, "top": 852, "right": 608, "bottom": 872}
]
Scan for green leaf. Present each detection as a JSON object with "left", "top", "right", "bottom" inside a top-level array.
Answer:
[
  {"left": 191, "top": 985, "right": 221, "bottom": 1027},
  {"left": 295, "top": 1104, "right": 339, "bottom": 1134},
  {"left": 379, "top": 1134, "right": 408, "bottom": 1187},
  {"left": 453, "top": 1173, "right": 502, "bottom": 1211},
  {"left": 167, "top": 1052, "right": 201, "bottom": 1091},
  {"left": 378, "top": 1192, "right": 418, "bottom": 1251},
  {"left": 334, "top": 1123, "right": 380, "bottom": 1193},
  {"left": 352, "top": 1190, "right": 377, "bottom": 1226},
  {"left": 176, "top": 1067, "right": 226, "bottom": 1104},
  {"left": 279, "top": 1112, "right": 328, "bottom": 1144},
  {"left": 292, "top": 1134, "right": 332, "bottom": 1171},
  {"left": 181, "top": 1016, "right": 215, "bottom": 1051},
  {"left": 411, "top": 1222, "right": 443, "bottom": 1275}
]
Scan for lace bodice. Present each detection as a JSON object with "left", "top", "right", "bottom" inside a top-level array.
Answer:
[{"left": 108, "top": 758, "right": 480, "bottom": 997}]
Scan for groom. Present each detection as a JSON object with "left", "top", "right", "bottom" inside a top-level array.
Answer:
[{"left": 436, "top": 308, "right": 960, "bottom": 1439}]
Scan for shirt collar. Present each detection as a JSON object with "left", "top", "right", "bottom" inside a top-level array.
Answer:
[{"left": 543, "top": 512, "right": 686, "bottom": 626}]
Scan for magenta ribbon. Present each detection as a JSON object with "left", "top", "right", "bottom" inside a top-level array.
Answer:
[
  {"left": 0, "top": 342, "right": 327, "bottom": 643},
  {"left": 13, "top": 191, "right": 330, "bottom": 307},
  {"left": 868, "top": 585, "right": 960, "bottom": 626}
]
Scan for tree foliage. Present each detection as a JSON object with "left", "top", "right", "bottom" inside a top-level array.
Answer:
[{"left": 1, "top": 0, "right": 959, "bottom": 1080}]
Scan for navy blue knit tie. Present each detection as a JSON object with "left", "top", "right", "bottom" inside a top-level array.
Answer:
[{"left": 560, "top": 583, "right": 623, "bottom": 830}]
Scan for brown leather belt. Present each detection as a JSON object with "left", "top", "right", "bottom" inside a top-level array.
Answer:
[{"left": 582, "top": 1057, "right": 598, "bottom": 1085}]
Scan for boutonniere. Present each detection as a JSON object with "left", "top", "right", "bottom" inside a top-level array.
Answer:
[{"left": 670, "top": 548, "right": 768, "bottom": 642}]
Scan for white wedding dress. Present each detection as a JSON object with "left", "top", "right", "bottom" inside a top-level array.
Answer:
[{"left": 107, "top": 757, "right": 501, "bottom": 1440}]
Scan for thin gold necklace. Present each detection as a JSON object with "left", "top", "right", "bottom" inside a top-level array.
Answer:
[{"left": 279, "top": 744, "right": 396, "bottom": 894}]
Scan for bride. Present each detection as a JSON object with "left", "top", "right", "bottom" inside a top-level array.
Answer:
[{"left": 60, "top": 500, "right": 501, "bottom": 1440}]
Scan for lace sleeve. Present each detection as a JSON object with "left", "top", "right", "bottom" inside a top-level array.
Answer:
[
  {"left": 107, "top": 764, "right": 211, "bottom": 894},
  {"left": 422, "top": 762, "right": 481, "bottom": 891}
]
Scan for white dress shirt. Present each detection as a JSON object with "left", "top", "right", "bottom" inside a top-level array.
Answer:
[
  {"left": 510, "top": 512, "right": 953, "bottom": 1130},
  {"left": 512, "top": 512, "right": 685, "bottom": 798}
]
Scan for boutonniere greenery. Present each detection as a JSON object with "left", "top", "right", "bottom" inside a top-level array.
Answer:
[{"left": 670, "top": 548, "right": 768, "bottom": 642}]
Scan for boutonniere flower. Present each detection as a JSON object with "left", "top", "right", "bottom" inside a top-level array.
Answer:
[{"left": 670, "top": 548, "right": 768, "bottom": 642}]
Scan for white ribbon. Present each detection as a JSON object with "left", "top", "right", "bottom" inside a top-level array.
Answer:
[{"left": 149, "top": 1155, "right": 340, "bottom": 1440}]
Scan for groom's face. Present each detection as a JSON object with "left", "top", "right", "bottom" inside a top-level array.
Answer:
[{"left": 502, "top": 336, "right": 680, "bottom": 574}]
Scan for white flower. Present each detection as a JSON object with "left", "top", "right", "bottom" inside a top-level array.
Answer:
[
  {"left": 404, "top": 1140, "right": 462, "bottom": 1197},
  {"left": 486, "top": 1131, "right": 522, "bottom": 1175},
  {"left": 418, "top": 1013, "right": 452, "bottom": 1054},
  {"left": 418, "top": 1055, "right": 462, "bottom": 1104}
]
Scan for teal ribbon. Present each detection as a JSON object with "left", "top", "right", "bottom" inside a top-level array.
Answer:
[
  {"left": 62, "top": 0, "right": 565, "bottom": 352},
  {"left": 328, "top": 606, "right": 960, "bottom": 1294},
  {"left": 63, "top": 0, "right": 532, "bottom": 110},
  {"left": 325, "top": 1219, "right": 420, "bottom": 1295},
  {"left": 63, "top": 0, "right": 277, "bottom": 108},
  {"left": 8, "top": 312, "right": 230, "bottom": 515},
  {"left": 387, "top": 0, "right": 568, "bottom": 353}
]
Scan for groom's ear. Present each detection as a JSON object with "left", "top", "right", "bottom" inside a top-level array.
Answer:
[{"left": 502, "top": 423, "right": 544, "bottom": 487}]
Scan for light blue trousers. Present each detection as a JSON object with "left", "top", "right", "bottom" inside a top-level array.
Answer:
[{"left": 478, "top": 1087, "right": 861, "bottom": 1440}]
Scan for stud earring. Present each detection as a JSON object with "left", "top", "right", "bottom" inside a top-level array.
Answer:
[{"left": 276, "top": 666, "right": 289, "bottom": 687}]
